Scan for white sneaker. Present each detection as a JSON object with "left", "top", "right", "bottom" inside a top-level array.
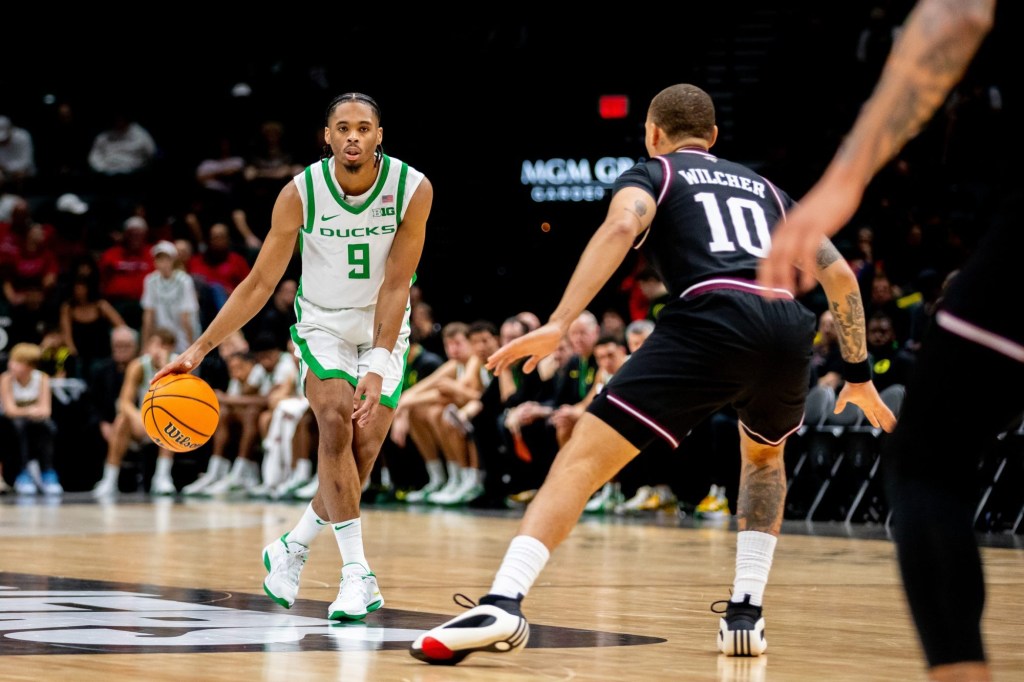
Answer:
[
  {"left": 426, "top": 472, "right": 465, "bottom": 505},
  {"left": 328, "top": 565, "right": 384, "bottom": 620},
  {"left": 92, "top": 474, "right": 119, "bottom": 498},
  {"left": 615, "top": 485, "right": 654, "bottom": 515},
  {"left": 262, "top": 533, "right": 309, "bottom": 608},
  {"left": 584, "top": 482, "right": 622, "bottom": 513},
  {"left": 410, "top": 594, "right": 529, "bottom": 665},
  {"left": 715, "top": 595, "right": 767, "bottom": 657},
  {"left": 271, "top": 468, "right": 313, "bottom": 501},
  {"left": 14, "top": 471, "right": 37, "bottom": 495},
  {"left": 293, "top": 476, "right": 319, "bottom": 500},
  {"left": 150, "top": 474, "right": 177, "bottom": 496},
  {"left": 205, "top": 460, "right": 259, "bottom": 496},
  {"left": 402, "top": 478, "right": 446, "bottom": 503},
  {"left": 182, "top": 458, "right": 229, "bottom": 496}
]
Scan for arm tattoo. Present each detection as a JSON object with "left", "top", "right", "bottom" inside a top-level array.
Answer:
[
  {"left": 838, "top": 0, "right": 994, "bottom": 176},
  {"left": 815, "top": 238, "right": 841, "bottom": 270},
  {"left": 831, "top": 294, "right": 867, "bottom": 362},
  {"left": 737, "top": 458, "right": 786, "bottom": 534},
  {"left": 374, "top": 323, "right": 383, "bottom": 346},
  {"left": 624, "top": 200, "right": 648, "bottom": 228}
]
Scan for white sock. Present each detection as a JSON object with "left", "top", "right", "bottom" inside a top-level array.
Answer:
[
  {"left": 381, "top": 466, "right": 392, "bottom": 489},
  {"left": 294, "top": 458, "right": 312, "bottom": 480},
  {"left": 288, "top": 503, "right": 329, "bottom": 547},
  {"left": 334, "top": 518, "right": 369, "bottom": 574},
  {"left": 446, "top": 461, "right": 460, "bottom": 486},
  {"left": 732, "top": 530, "right": 777, "bottom": 606},
  {"left": 425, "top": 459, "right": 445, "bottom": 486},
  {"left": 208, "top": 455, "right": 230, "bottom": 477},
  {"left": 155, "top": 456, "right": 173, "bottom": 478},
  {"left": 103, "top": 463, "right": 120, "bottom": 481},
  {"left": 489, "top": 535, "right": 550, "bottom": 599}
]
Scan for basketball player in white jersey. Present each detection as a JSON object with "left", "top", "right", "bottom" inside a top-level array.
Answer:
[{"left": 154, "top": 92, "right": 433, "bottom": 620}]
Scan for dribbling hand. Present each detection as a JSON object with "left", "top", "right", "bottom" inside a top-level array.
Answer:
[
  {"left": 486, "top": 322, "right": 566, "bottom": 375},
  {"left": 151, "top": 344, "right": 207, "bottom": 386}
]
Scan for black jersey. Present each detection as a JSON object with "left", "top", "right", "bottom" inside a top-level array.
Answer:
[{"left": 614, "top": 148, "right": 795, "bottom": 297}]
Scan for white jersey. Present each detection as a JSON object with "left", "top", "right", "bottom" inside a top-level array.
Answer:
[{"left": 293, "top": 154, "right": 424, "bottom": 309}]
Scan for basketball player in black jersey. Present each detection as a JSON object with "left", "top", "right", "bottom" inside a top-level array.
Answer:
[
  {"left": 410, "top": 84, "right": 896, "bottom": 665},
  {"left": 759, "top": 2, "right": 1014, "bottom": 680}
]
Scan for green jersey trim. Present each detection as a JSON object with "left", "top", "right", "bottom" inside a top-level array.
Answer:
[
  {"left": 320, "top": 154, "right": 391, "bottom": 215},
  {"left": 302, "top": 166, "right": 315, "bottom": 233}
]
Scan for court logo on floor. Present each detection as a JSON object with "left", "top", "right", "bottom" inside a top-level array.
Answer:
[{"left": 0, "top": 573, "right": 665, "bottom": 655}]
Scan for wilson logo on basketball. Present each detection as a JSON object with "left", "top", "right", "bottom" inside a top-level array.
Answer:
[{"left": 161, "top": 422, "right": 200, "bottom": 450}]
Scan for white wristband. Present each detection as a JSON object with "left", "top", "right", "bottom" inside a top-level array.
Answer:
[{"left": 367, "top": 346, "right": 391, "bottom": 378}]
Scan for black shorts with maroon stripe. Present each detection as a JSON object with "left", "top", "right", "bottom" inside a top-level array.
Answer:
[{"left": 588, "top": 289, "right": 816, "bottom": 450}]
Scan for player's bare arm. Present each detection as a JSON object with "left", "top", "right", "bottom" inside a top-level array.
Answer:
[
  {"left": 487, "top": 188, "right": 656, "bottom": 375},
  {"left": 152, "top": 183, "right": 303, "bottom": 383},
  {"left": 813, "top": 238, "right": 897, "bottom": 432},
  {"left": 118, "top": 359, "right": 144, "bottom": 417},
  {"left": 352, "top": 177, "right": 433, "bottom": 426},
  {"left": 758, "top": 0, "right": 995, "bottom": 294}
]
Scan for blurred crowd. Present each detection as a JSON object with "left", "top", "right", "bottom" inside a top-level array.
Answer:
[{"left": 1, "top": 5, "right": 1017, "bottom": 519}]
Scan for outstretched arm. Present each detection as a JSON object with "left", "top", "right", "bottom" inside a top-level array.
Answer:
[
  {"left": 487, "top": 187, "right": 656, "bottom": 375},
  {"left": 758, "top": 0, "right": 996, "bottom": 293},
  {"left": 352, "top": 178, "right": 433, "bottom": 427},
  {"left": 152, "top": 182, "right": 303, "bottom": 383},
  {"left": 814, "top": 239, "right": 897, "bottom": 432}
]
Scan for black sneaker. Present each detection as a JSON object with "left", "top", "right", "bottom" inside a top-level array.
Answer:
[
  {"left": 410, "top": 593, "right": 529, "bottom": 665},
  {"left": 712, "top": 594, "right": 767, "bottom": 656}
]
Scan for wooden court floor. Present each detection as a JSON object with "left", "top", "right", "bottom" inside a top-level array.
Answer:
[{"left": 1, "top": 495, "right": 1022, "bottom": 681}]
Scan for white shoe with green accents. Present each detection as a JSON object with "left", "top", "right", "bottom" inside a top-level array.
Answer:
[
  {"left": 328, "top": 564, "right": 383, "bottom": 620},
  {"left": 262, "top": 533, "right": 309, "bottom": 608}
]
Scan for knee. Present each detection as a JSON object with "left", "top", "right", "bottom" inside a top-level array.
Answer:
[
  {"left": 314, "top": 411, "right": 351, "bottom": 450},
  {"left": 742, "top": 441, "right": 784, "bottom": 468}
]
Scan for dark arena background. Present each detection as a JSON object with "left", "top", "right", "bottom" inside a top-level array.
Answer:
[{"left": 1, "top": 7, "right": 1023, "bottom": 682}]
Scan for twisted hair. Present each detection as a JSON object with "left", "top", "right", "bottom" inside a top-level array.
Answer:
[{"left": 322, "top": 92, "right": 383, "bottom": 167}]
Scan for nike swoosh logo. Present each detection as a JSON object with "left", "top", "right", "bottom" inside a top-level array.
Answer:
[
  {"left": 321, "top": 213, "right": 340, "bottom": 221},
  {"left": 315, "top": 519, "right": 330, "bottom": 526},
  {"left": 333, "top": 522, "right": 355, "bottom": 531}
]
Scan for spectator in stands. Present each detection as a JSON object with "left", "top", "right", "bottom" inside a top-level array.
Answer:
[
  {"left": 600, "top": 308, "right": 627, "bottom": 344},
  {"left": 391, "top": 321, "right": 473, "bottom": 503},
  {"left": 0, "top": 342, "right": 61, "bottom": 495},
  {"left": 242, "top": 120, "right": 304, "bottom": 235},
  {"left": 866, "top": 310, "right": 917, "bottom": 392},
  {"left": 502, "top": 335, "right": 574, "bottom": 504},
  {"left": 60, "top": 273, "right": 126, "bottom": 380},
  {"left": 34, "top": 99, "right": 90, "bottom": 184},
  {"left": 551, "top": 311, "right": 600, "bottom": 445},
  {"left": 865, "top": 269, "right": 914, "bottom": 344},
  {"left": 411, "top": 301, "right": 445, "bottom": 358},
  {"left": 141, "top": 241, "right": 201, "bottom": 354},
  {"left": 0, "top": 115, "right": 36, "bottom": 191},
  {"left": 90, "top": 327, "right": 178, "bottom": 497},
  {"left": 636, "top": 267, "right": 671, "bottom": 321},
  {"left": 425, "top": 320, "right": 498, "bottom": 505},
  {"left": 38, "top": 326, "right": 76, "bottom": 378},
  {"left": 244, "top": 278, "right": 297, "bottom": 351},
  {"left": 189, "top": 223, "right": 251, "bottom": 295},
  {"left": 190, "top": 136, "right": 262, "bottom": 252},
  {"left": 175, "top": 237, "right": 224, "bottom": 326},
  {"left": 88, "top": 325, "right": 139, "bottom": 450},
  {"left": 517, "top": 311, "right": 542, "bottom": 333},
  {"left": 87, "top": 111, "right": 156, "bottom": 177},
  {"left": 189, "top": 333, "right": 296, "bottom": 496},
  {"left": 811, "top": 310, "right": 844, "bottom": 389},
  {"left": 98, "top": 216, "right": 154, "bottom": 329},
  {"left": 2, "top": 221, "right": 59, "bottom": 345},
  {"left": 183, "top": 351, "right": 265, "bottom": 496},
  {"left": 250, "top": 343, "right": 306, "bottom": 498}
]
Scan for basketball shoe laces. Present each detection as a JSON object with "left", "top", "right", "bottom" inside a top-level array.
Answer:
[{"left": 279, "top": 545, "right": 308, "bottom": 585}]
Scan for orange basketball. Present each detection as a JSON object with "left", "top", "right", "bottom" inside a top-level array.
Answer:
[{"left": 142, "top": 374, "right": 220, "bottom": 453}]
